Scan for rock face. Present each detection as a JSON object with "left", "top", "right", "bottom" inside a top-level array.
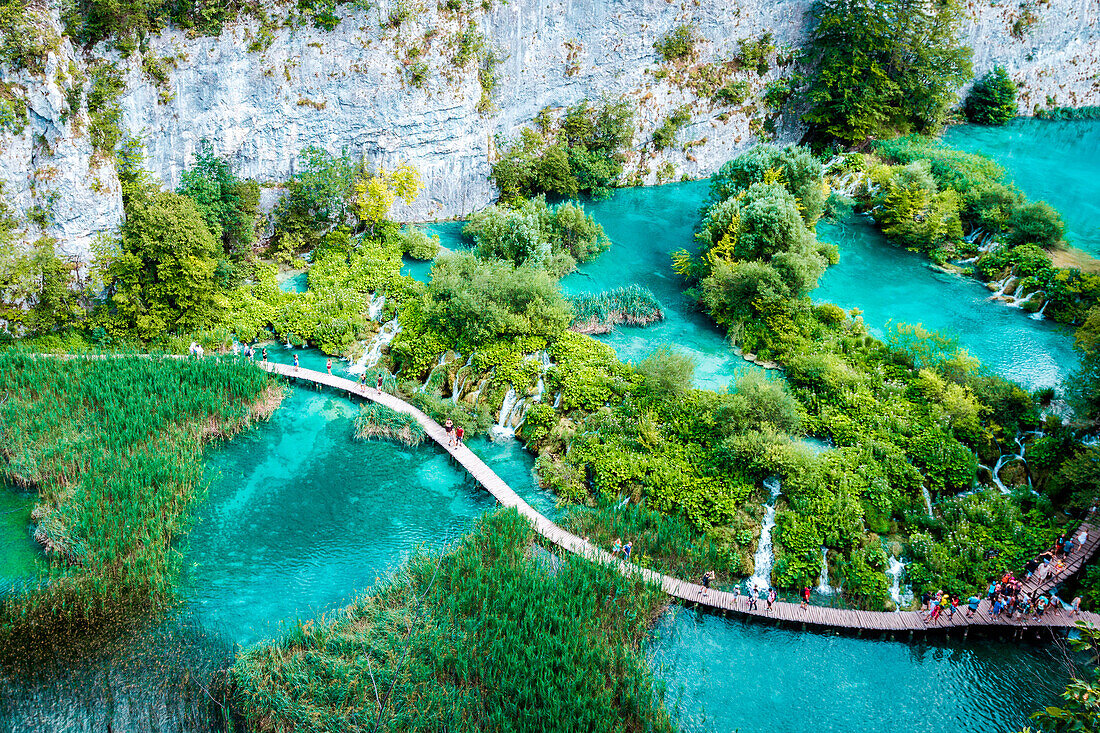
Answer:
[{"left": 1, "top": 0, "right": 1098, "bottom": 262}]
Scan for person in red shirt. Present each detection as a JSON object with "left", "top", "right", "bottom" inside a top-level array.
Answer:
[{"left": 455, "top": 425, "right": 465, "bottom": 447}]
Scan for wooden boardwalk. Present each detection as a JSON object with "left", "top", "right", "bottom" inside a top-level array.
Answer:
[{"left": 260, "top": 360, "right": 1100, "bottom": 638}]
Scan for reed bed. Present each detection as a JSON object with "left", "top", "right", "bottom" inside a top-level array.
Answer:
[
  {"left": 233, "top": 509, "right": 674, "bottom": 733},
  {"left": 568, "top": 285, "right": 664, "bottom": 334},
  {"left": 0, "top": 351, "right": 282, "bottom": 634},
  {"left": 354, "top": 402, "right": 426, "bottom": 447},
  {"left": 564, "top": 502, "right": 747, "bottom": 586}
]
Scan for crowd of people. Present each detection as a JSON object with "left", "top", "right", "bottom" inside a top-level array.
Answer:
[{"left": 920, "top": 527, "right": 1090, "bottom": 625}]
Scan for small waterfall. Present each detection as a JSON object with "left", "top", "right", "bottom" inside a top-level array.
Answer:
[
  {"left": 450, "top": 355, "right": 474, "bottom": 404},
  {"left": 531, "top": 350, "right": 552, "bottom": 403},
  {"left": 988, "top": 274, "right": 1016, "bottom": 300},
  {"left": 350, "top": 317, "right": 401, "bottom": 373},
  {"left": 921, "top": 486, "right": 934, "bottom": 517},
  {"left": 552, "top": 392, "right": 562, "bottom": 409},
  {"left": 746, "top": 478, "right": 782, "bottom": 591},
  {"left": 367, "top": 294, "right": 386, "bottom": 321},
  {"left": 1030, "top": 301, "right": 1049, "bottom": 320},
  {"left": 887, "top": 556, "right": 909, "bottom": 609},
  {"left": 466, "top": 376, "right": 488, "bottom": 406},
  {"left": 492, "top": 388, "right": 520, "bottom": 437},
  {"left": 816, "top": 547, "right": 833, "bottom": 594}
]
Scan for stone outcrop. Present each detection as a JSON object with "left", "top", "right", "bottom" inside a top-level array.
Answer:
[{"left": 0, "top": 0, "right": 1096, "bottom": 263}]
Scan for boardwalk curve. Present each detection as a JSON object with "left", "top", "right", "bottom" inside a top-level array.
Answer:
[{"left": 261, "top": 360, "right": 1100, "bottom": 638}]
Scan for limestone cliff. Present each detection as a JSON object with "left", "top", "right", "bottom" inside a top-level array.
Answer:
[{"left": 1, "top": 0, "right": 1097, "bottom": 263}]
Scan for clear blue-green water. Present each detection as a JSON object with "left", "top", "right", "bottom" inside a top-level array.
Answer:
[
  {"left": 0, "top": 484, "right": 38, "bottom": 583},
  {"left": 649, "top": 607, "right": 1072, "bottom": 733},
  {"left": 816, "top": 215, "right": 1076, "bottom": 389},
  {"left": 277, "top": 270, "right": 308, "bottom": 293},
  {"left": 943, "top": 119, "right": 1100, "bottom": 257}
]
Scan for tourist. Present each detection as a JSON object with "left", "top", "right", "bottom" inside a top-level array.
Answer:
[
  {"left": 920, "top": 590, "right": 932, "bottom": 614},
  {"left": 1079, "top": 528, "right": 1089, "bottom": 547},
  {"left": 611, "top": 538, "right": 622, "bottom": 557},
  {"left": 767, "top": 588, "right": 776, "bottom": 611},
  {"left": 326, "top": 358, "right": 332, "bottom": 375},
  {"left": 732, "top": 582, "right": 740, "bottom": 605},
  {"left": 1065, "top": 536, "right": 1076, "bottom": 556},
  {"left": 359, "top": 372, "right": 367, "bottom": 388},
  {"left": 987, "top": 580, "right": 998, "bottom": 602},
  {"left": 1072, "top": 596, "right": 1082, "bottom": 615},
  {"left": 966, "top": 595, "right": 981, "bottom": 618},
  {"left": 377, "top": 372, "right": 384, "bottom": 390},
  {"left": 262, "top": 348, "right": 268, "bottom": 363},
  {"left": 1056, "top": 536, "right": 1066, "bottom": 556},
  {"left": 702, "top": 570, "right": 715, "bottom": 597},
  {"left": 948, "top": 595, "right": 959, "bottom": 620},
  {"left": 989, "top": 595, "right": 1003, "bottom": 619},
  {"left": 294, "top": 354, "right": 299, "bottom": 370},
  {"left": 232, "top": 341, "right": 240, "bottom": 356},
  {"left": 749, "top": 585, "right": 759, "bottom": 611},
  {"left": 455, "top": 425, "right": 464, "bottom": 447},
  {"left": 1049, "top": 592, "right": 1066, "bottom": 613},
  {"left": 1035, "top": 595, "right": 1048, "bottom": 619},
  {"left": 1024, "top": 557, "right": 1039, "bottom": 578},
  {"left": 444, "top": 418, "right": 455, "bottom": 446},
  {"left": 623, "top": 541, "right": 633, "bottom": 561},
  {"left": 800, "top": 585, "right": 811, "bottom": 609}
]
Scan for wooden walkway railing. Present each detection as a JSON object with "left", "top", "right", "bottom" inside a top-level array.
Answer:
[{"left": 259, "top": 360, "right": 1100, "bottom": 637}]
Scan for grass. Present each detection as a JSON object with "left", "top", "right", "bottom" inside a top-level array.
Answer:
[
  {"left": 0, "top": 351, "right": 283, "bottom": 635},
  {"left": 568, "top": 285, "right": 664, "bottom": 335},
  {"left": 354, "top": 402, "right": 426, "bottom": 446},
  {"left": 232, "top": 508, "right": 674, "bottom": 733},
  {"left": 563, "top": 502, "right": 748, "bottom": 586}
]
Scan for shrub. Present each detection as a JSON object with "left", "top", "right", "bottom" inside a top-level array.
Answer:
[
  {"left": 713, "top": 79, "right": 751, "bottom": 106},
  {"left": 654, "top": 23, "right": 699, "bottom": 62},
  {"left": 965, "top": 67, "right": 1017, "bottom": 125},
  {"left": 1006, "top": 201, "right": 1065, "bottom": 248},
  {"left": 395, "top": 226, "right": 441, "bottom": 260},
  {"left": 652, "top": 106, "right": 692, "bottom": 149}
]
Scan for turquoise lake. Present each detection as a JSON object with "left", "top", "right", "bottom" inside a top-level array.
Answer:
[{"left": 944, "top": 119, "right": 1100, "bottom": 257}]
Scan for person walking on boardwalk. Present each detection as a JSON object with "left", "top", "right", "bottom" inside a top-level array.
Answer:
[
  {"left": 455, "top": 425, "right": 464, "bottom": 447},
  {"left": 326, "top": 358, "right": 332, "bottom": 375},
  {"left": 1080, "top": 528, "right": 1089, "bottom": 547},
  {"left": 767, "top": 587, "right": 776, "bottom": 611},
  {"left": 611, "top": 538, "right": 622, "bottom": 557},
  {"left": 293, "top": 354, "right": 299, "bottom": 371},
  {"left": 748, "top": 585, "right": 759, "bottom": 611},
  {"left": 262, "top": 348, "right": 268, "bottom": 363},
  {"left": 444, "top": 418, "right": 455, "bottom": 446},
  {"left": 966, "top": 595, "right": 980, "bottom": 618},
  {"left": 377, "top": 372, "right": 384, "bottom": 390},
  {"left": 1072, "top": 596, "right": 1082, "bottom": 615},
  {"left": 1035, "top": 595, "right": 1049, "bottom": 619},
  {"left": 623, "top": 540, "right": 633, "bottom": 561},
  {"left": 732, "top": 583, "right": 741, "bottom": 605},
  {"left": 702, "top": 570, "right": 715, "bottom": 596},
  {"left": 800, "top": 585, "right": 811, "bottom": 609}
]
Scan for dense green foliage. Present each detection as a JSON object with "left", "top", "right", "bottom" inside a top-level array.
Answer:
[
  {"left": 0, "top": 353, "right": 280, "bottom": 633},
  {"left": 273, "top": 146, "right": 360, "bottom": 250},
  {"left": 653, "top": 23, "right": 698, "bottom": 62},
  {"left": 964, "top": 67, "right": 1017, "bottom": 126},
  {"left": 462, "top": 196, "right": 610, "bottom": 276},
  {"left": 0, "top": 237, "right": 80, "bottom": 335},
  {"left": 491, "top": 99, "right": 635, "bottom": 201},
  {"left": 233, "top": 509, "right": 673, "bottom": 732},
  {"left": 799, "top": 0, "right": 972, "bottom": 145}
]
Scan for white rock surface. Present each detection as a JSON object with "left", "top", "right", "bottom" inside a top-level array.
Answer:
[{"left": 0, "top": 0, "right": 1096, "bottom": 262}]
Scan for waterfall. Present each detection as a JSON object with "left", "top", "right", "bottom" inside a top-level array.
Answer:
[
  {"left": 367, "top": 294, "right": 386, "bottom": 321},
  {"left": 887, "top": 556, "right": 909, "bottom": 609},
  {"left": 1030, "top": 300, "right": 1049, "bottom": 320},
  {"left": 450, "top": 355, "right": 475, "bottom": 404},
  {"left": 816, "top": 547, "right": 833, "bottom": 594},
  {"left": 746, "top": 478, "right": 782, "bottom": 591},
  {"left": 921, "top": 486, "right": 934, "bottom": 518},
  {"left": 988, "top": 274, "right": 1016, "bottom": 300},
  {"left": 552, "top": 392, "right": 562, "bottom": 409},
  {"left": 492, "top": 388, "right": 520, "bottom": 437},
  {"left": 531, "top": 350, "right": 552, "bottom": 403},
  {"left": 466, "top": 376, "right": 488, "bottom": 406},
  {"left": 350, "top": 317, "right": 401, "bottom": 374}
]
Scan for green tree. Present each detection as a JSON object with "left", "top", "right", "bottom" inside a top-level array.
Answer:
[
  {"left": 275, "top": 146, "right": 359, "bottom": 245},
  {"left": 0, "top": 237, "right": 79, "bottom": 333},
  {"left": 1007, "top": 201, "right": 1065, "bottom": 248},
  {"left": 177, "top": 140, "right": 259, "bottom": 272},
  {"left": 99, "top": 190, "right": 223, "bottom": 338},
  {"left": 870, "top": 160, "right": 963, "bottom": 251},
  {"left": 800, "top": 0, "right": 972, "bottom": 145},
  {"left": 965, "top": 67, "right": 1017, "bottom": 125},
  {"left": 708, "top": 144, "right": 827, "bottom": 226}
]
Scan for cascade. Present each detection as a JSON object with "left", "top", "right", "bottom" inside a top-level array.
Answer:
[
  {"left": 350, "top": 317, "right": 401, "bottom": 373},
  {"left": 816, "top": 547, "right": 833, "bottom": 594},
  {"left": 552, "top": 392, "right": 562, "bottom": 409},
  {"left": 921, "top": 486, "right": 934, "bottom": 518},
  {"left": 1030, "top": 301, "right": 1049, "bottom": 320},
  {"left": 451, "top": 355, "right": 475, "bottom": 404},
  {"left": 466, "top": 376, "right": 488, "bottom": 406},
  {"left": 746, "top": 478, "right": 782, "bottom": 592},
  {"left": 367, "top": 294, "right": 386, "bottom": 321},
  {"left": 887, "top": 556, "right": 910, "bottom": 608},
  {"left": 492, "top": 388, "right": 520, "bottom": 437}
]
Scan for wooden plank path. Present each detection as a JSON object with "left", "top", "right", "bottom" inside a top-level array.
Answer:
[{"left": 260, "top": 360, "right": 1100, "bottom": 638}]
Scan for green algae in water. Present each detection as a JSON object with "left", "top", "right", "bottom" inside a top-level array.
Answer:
[
  {"left": 943, "top": 119, "right": 1100, "bottom": 257},
  {"left": 648, "top": 606, "right": 1074, "bottom": 733},
  {"left": 815, "top": 215, "right": 1076, "bottom": 389}
]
